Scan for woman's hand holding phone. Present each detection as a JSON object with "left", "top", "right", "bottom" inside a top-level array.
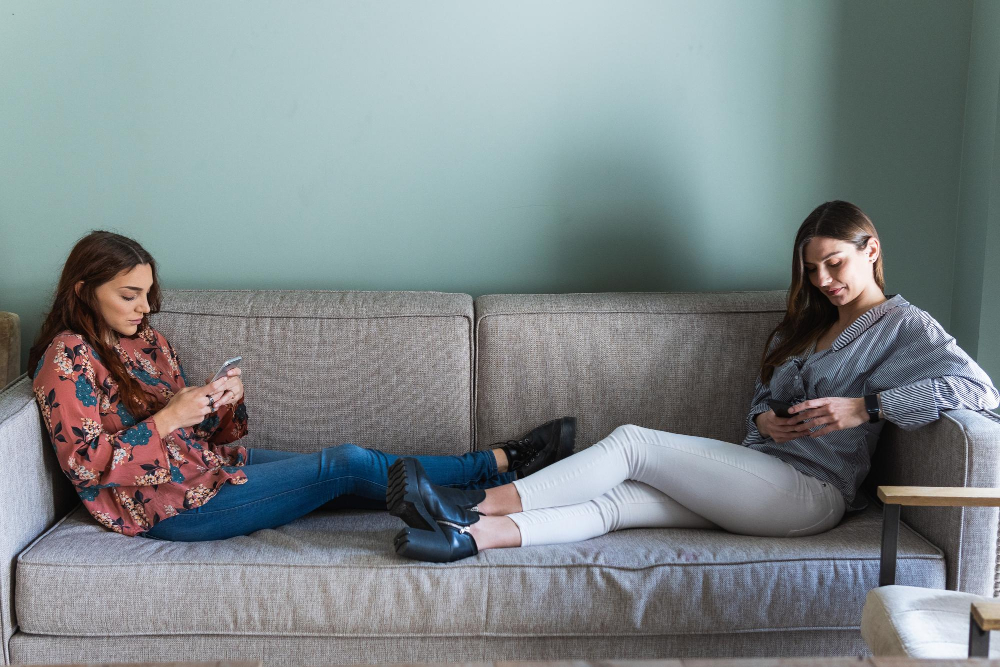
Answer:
[
  {"left": 755, "top": 409, "right": 814, "bottom": 443},
  {"left": 152, "top": 378, "right": 228, "bottom": 435},
  {"left": 203, "top": 356, "right": 243, "bottom": 409},
  {"left": 207, "top": 367, "right": 243, "bottom": 408}
]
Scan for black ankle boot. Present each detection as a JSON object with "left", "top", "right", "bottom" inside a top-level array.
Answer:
[
  {"left": 386, "top": 458, "right": 484, "bottom": 532},
  {"left": 497, "top": 416, "right": 576, "bottom": 479},
  {"left": 394, "top": 523, "right": 479, "bottom": 562}
]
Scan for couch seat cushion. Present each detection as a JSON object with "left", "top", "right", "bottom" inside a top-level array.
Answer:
[
  {"left": 862, "top": 584, "right": 999, "bottom": 658},
  {"left": 17, "top": 504, "right": 944, "bottom": 638}
]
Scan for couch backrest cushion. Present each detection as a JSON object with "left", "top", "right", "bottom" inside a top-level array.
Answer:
[
  {"left": 151, "top": 290, "right": 474, "bottom": 456},
  {"left": 474, "top": 291, "right": 786, "bottom": 450}
]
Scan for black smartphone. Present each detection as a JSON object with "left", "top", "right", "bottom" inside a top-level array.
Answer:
[{"left": 767, "top": 399, "right": 794, "bottom": 418}]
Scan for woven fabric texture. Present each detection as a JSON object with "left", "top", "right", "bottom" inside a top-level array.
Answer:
[
  {"left": 861, "top": 584, "right": 1000, "bottom": 658},
  {"left": 17, "top": 503, "right": 942, "bottom": 638},
  {"left": 474, "top": 291, "right": 787, "bottom": 450},
  {"left": 9, "top": 629, "right": 869, "bottom": 666},
  {"left": 151, "top": 290, "right": 475, "bottom": 456}
]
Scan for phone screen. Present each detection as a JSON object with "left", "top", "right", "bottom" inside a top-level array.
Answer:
[{"left": 767, "top": 399, "right": 793, "bottom": 418}]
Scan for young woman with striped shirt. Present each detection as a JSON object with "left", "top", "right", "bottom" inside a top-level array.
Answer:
[{"left": 387, "top": 200, "right": 1000, "bottom": 562}]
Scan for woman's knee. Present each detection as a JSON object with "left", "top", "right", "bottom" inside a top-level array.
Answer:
[
  {"left": 602, "top": 424, "right": 659, "bottom": 461},
  {"left": 320, "top": 443, "right": 373, "bottom": 472},
  {"left": 609, "top": 423, "right": 662, "bottom": 443}
]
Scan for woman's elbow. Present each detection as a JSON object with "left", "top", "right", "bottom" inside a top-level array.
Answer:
[{"left": 986, "top": 385, "right": 1000, "bottom": 411}]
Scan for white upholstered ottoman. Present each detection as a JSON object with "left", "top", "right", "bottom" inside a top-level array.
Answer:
[{"left": 862, "top": 584, "right": 999, "bottom": 657}]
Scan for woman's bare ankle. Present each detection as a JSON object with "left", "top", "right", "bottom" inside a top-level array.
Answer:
[
  {"left": 469, "top": 516, "right": 522, "bottom": 550},
  {"left": 491, "top": 448, "right": 509, "bottom": 473},
  {"left": 478, "top": 484, "right": 523, "bottom": 516}
]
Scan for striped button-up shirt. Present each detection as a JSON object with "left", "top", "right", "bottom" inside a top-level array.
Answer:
[{"left": 743, "top": 294, "right": 1000, "bottom": 510}]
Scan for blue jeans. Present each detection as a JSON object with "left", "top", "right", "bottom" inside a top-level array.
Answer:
[{"left": 143, "top": 444, "right": 514, "bottom": 542}]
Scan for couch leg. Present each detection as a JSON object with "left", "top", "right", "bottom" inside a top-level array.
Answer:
[
  {"left": 970, "top": 609, "right": 991, "bottom": 657},
  {"left": 878, "top": 502, "right": 900, "bottom": 586}
]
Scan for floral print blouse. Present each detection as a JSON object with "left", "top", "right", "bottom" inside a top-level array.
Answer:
[{"left": 32, "top": 324, "right": 248, "bottom": 536}]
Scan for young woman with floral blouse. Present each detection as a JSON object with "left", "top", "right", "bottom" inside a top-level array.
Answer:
[{"left": 30, "top": 231, "right": 575, "bottom": 541}]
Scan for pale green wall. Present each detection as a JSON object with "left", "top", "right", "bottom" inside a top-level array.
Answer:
[
  {"left": 977, "top": 73, "right": 1000, "bottom": 382},
  {"left": 0, "top": 1, "right": 984, "bottom": 379},
  {"left": 952, "top": 0, "right": 1000, "bottom": 381}
]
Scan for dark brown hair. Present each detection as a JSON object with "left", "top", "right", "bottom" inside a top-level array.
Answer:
[
  {"left": 759, "top": 201, "right": 885, "bottom": 384},
  {"left": 28, "top": 231, "right": 162, "bottom": 417}
]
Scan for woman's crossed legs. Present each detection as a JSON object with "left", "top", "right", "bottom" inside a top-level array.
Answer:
[{"left": 469, "top": 424, "right": 845, "bottom": 550}]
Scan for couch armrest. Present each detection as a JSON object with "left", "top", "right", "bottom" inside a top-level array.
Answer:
[
  {"left": 0, "top": 377, "right": 77, "bottom": 664},
  {"left": 876, "top": 485, "right": 1000, "bottom": 587},
  {"left": 869, "top": 409, "right": 1000, "bottom": 596},
  {"left": 878, "top": 486, "right": 1000, "bottom": 506}
]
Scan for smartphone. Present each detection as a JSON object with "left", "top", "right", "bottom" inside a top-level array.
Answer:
[
  {"left": 767, "top": 399, "right": 793, "bottom": 418},
  {"left": 210, "top": 356, "right": 242, "bottom": 383}
]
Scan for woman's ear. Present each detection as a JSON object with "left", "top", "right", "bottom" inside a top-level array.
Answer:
[
  {"left": 866, "top": 239, "right": 880, "bottom": 263},
  {"left": 74, "top": 280, "right": 83, "bottom": 296}
]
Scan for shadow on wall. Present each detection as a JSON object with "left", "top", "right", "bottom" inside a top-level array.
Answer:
[
  {"left": 547, "top": 146, "right": 703, "bottom": 294},
  {"left": 826, "top": 0, "right": 973, "bottom": 325}
]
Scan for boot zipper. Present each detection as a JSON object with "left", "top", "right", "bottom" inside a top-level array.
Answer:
[{"left": 438, "top": 520, "right": 470, "bottom": 535}]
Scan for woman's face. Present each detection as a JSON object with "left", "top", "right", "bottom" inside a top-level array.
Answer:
[
  {"left": 86, "top": 264, "right": 154, "bottom": 338},
  {"left": 802, "top": 236, "right": 879, "bottom": 307}
]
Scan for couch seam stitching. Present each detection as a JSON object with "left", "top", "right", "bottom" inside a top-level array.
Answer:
[
  {"left": 18, "top": 553, "right": 943, "bottom": 569},
  {"left": 10, "top": 626, "right": 866, "bottom": 639},
  {"left": 156, "top": 312, "right": 471, "bottom": 321},
  {"left": 475, "top": 308, "right": 787, "bottom": 319}
]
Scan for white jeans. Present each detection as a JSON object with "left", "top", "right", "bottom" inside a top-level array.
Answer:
[{"left": 508, "top": 424, "right": 845, "bottom": 546}]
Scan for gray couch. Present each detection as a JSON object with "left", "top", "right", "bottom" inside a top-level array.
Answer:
[{"left": 1, "top": 289, "right": 998, "bottom": 666}]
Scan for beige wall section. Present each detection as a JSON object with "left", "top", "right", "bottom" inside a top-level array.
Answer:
[{"left": 0, "top": 313, "right": 21, "bottom": 389}]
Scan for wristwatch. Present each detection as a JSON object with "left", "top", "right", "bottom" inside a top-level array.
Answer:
[{"left": 864, "top": 393, "right": 881, "bottom": 423}]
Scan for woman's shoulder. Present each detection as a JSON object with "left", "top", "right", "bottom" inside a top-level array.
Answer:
[
  {"left": 32, "top": 331, "right": 97, "bottom": 383},
  {"left": 49, "top": 329, "right": 86, "bottom": 344},
  {"left": 880, "top": 295, "right": 950, "bottom": 341},
  {"left": 41, "top": 331, "right": 94, "bottom": 359}
]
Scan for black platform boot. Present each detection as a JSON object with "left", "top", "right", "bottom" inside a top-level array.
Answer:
[
  {"left": 496, "top": 416, "right": 576, "bottom": 479},
  {"left": 387, "top": 458, "right": 484, "bottom": 562},
  {"left": 387, "top": 458, "right": 484, "bottom": 532},
  {"left": 393, "top": 523, "right": 479, "bottom": 562}
]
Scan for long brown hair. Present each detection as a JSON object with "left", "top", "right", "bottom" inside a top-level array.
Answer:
[
  {"left": 28, "top": 231, "right": 162, "bottom": 417},
  {"left": 759, "top": 201, "right": 885, "bottom": 384}
]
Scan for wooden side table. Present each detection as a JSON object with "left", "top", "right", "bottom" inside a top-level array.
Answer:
[{"left": 0, "top": 311, "right": 19, "bottom": 389}]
